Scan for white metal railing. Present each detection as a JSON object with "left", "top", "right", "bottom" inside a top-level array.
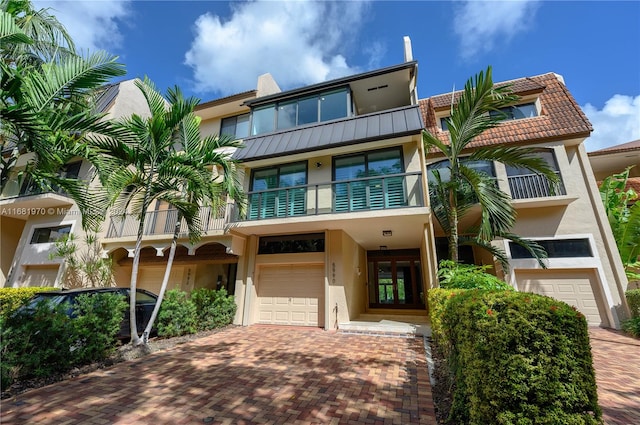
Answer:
[{"left": 106, "top": 206, "right": 226, "bottom": 238}]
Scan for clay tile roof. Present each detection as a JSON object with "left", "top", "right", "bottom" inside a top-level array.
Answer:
[
  {"left": 420, "top": 73, "right": 593, "bottom": 151},
  {"left": 588, "top": 139, "right": 640, "bottom": 156},
  {"left": 627, "top": 177, "right": 640, "bottom": 195}
]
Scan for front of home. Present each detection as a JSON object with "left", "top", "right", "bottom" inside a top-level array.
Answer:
[{"left": 2, "top": 40, "right": 630, "bottom": 329}]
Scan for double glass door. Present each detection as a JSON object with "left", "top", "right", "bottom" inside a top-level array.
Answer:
[{"left": 368, "top": 252, "right": 424, "bottom": 308}]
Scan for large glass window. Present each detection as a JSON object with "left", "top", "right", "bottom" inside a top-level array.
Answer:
[
  {"left": 30, "top": 225, "right": 72, "bottom": 244},
  {"left": 333, "top": 148, "right": 405, "bottom": 212},
  {"left": 250, "top": 88, "right": 350, "bottom": 135},
  {"left": 249, "top": 162, "right": 307, "bottom": 219},
  {"left": 221, "top": 114, "right": 249, "bottom": 139},
  {"left": 252, "top": 106, "right": 275, "bottom": 135}
]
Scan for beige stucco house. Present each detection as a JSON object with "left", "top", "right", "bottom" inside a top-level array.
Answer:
[
  {"left": 0, "top": 79, "right": 150, "bottom": 288},
  {"left": 2, "top": 42, "right": 630, "bottom": 330}
]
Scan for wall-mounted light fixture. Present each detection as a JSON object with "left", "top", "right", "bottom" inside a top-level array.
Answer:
[
  {"left": 315, "top": 162, "right": 322, "bottom": 168},
  {"left": 379, "top": 245, "right": 387, "bottom": 251},
  {"left": 382, "top": 230, "right": 392, "bottom": 237}
]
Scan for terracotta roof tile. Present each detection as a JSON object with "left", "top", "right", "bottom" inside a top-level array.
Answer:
[
  {"left": 627, "top": 177, "right": 640, "bottom": 195},
  {"left": 420, "top": 73, "right": 593, "bottom": 152},
  {"left": 588, "top": 139, "right": 640, "bottom": 156}
]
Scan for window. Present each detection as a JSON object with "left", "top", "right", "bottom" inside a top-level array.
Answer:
[
  {"left": 220, "top": 114, "right": 249, "bottom": 139},
  {"left": 509, "top": 239, "right": 593, "bottom": 259},
  {"left": 440, "top": 117, "right": 449, "bottom": 131},
  {"left": 248, "top": 162, "right": 307, "bottom": 219},
  {"left": 30, "top": 225, "right": 72, "bottom": 244},
  {"left": 250, "top": 88, "right": 350, "bottom": 135},
  {"left": 435, "top": 237, "right": 475, "bottom": 264},
  {"left": 333, "top": 148, "right": 405, "bottom": 212},
  {"left": 489, "top": 102, "right": 538, "bottom": 121},
  {"left": 258, "top": 233, "right": 325, "bottom": 254},
  {"left": 506, "top": 149, "right": 565, "bottom": 199},
  {"left": 427, "top": 159, "right": 495, "bottom": 184}
]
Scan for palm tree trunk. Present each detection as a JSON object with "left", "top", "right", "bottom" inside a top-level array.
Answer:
[
  {"left": 141, "top": 212, "right": 180, "bottom": 343},
  {"left": 129, "top": 168, "right": 155, "bottom": 346},
  {"left": 449, "top": 187, "right": 459, "bottom": 263}
]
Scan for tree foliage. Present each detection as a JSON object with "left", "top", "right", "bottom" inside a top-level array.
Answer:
[
  {"left": 598, "top": 167, "right": 640, "bottom": 281},
  {"left": 423, "top": 66, "right": 556, "bottom": 272}
]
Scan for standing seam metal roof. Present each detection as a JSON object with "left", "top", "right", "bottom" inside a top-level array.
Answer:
[{"left": 232, "top": 104, "right": 423, "bottom": 161}]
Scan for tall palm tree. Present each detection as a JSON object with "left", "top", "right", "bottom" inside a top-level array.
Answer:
[
  {"left": 1, "top": 4, "right": 126, "bottom": 229},
  {"left": 97, "top": 78, "right": 244, "bottom": 345},
  {"left": 423, "top": 67, "right": 558, "bottom": 271}
]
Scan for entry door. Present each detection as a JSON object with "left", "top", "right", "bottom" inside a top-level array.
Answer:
[{"left": 368, "top": 256, "right": 423, "bottom": 308}]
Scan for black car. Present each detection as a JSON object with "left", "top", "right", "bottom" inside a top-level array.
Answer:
[{"left": 21, "top": 287, "right": 158, "bottom": 339}]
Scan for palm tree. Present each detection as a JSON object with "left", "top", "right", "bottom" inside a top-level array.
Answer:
[
  {"left": 1, "top": 4, "right": 126, "bottom": 229},
  {"left": 98, "top": 78, "right": 244, "bottom": 345},
  {"left": 423, "top": 67, "right": 558, "bottom": 271}
]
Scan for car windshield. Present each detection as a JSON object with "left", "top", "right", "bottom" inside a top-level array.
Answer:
[
  {"left": 26, "top": 294, "right": 68, "bottom": 309},
  {"left": 135, "top": 292, "right": 156, "bottom": 303}
]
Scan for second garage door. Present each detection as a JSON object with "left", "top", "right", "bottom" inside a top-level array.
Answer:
[
  {"left": 515, "top": 269, "right": 605, "bottom": 326},
  {"left": 256, "top": 264, "right": 324, "bottom": 327}
]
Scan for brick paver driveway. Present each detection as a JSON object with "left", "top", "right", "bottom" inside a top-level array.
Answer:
[
  {"left": 1, "top": 327, "right": 435, "bottom": 424},
  {"left": 589, "top": 328, "right": 640, "bottom": 425}
]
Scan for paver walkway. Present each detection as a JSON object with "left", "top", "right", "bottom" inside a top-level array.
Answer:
[
  {"left": 589, "top": 328, "right": 640, "bottom": 425},
  {"left": 0, "top": 327, "right": 436, "bottom": 424}
]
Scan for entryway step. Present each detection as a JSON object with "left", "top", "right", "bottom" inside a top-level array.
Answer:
[{"left": 338, "top": 319, "right": 431, "bottom": 337}]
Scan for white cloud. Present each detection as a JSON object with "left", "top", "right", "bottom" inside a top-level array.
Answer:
[
  {"left": 453, "top": 0, "right": 540, "bottom": 60},
  {"left": 184, "top": 0, "right": 370, "bottom": 96},
  {"left": 583, "top": 95, "right": 640, "bottom": 152},
  {"left": 33, "top": 1, "right": 131, "bottom": 52}
]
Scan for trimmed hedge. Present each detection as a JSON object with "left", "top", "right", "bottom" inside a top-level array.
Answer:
[
  {"left": 0, "top": 287, "right": 56, "bottom": 319},
  {"left": 626, "top": 289, "right": 640, "bottom": 318},
  {"left": 429, "top": 288, "right": 602, "bottom": 425},
  {"left": 191, "top": 288, "right": 237, "bottom": 331},
  {"left": 157, "top": 289, "right": 197, "bottom": 337}
]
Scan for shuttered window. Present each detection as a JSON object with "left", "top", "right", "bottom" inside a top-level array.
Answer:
[
  {"left": 333, "top": 148, "right": 405, "bottom": 212},
  {"left": 249, "top": 162, "right": 307, "bottom": 220}
]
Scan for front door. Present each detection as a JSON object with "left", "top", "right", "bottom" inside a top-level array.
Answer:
[{"left": 368, "top": 250, "right": 424, "bottom": 309}]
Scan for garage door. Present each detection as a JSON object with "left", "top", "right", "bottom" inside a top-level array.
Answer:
[
  {"left": 257, "top": 264, "right": 324, "bottom": 327},
  {"left": 137, "top": 266, "right": 184, "bottom": 294},
  {"left": 515, "top": 269, "right": 604, "bottom": 326},
  {"left": 22, "top": 265, "right": 59, "bottom": 287}
]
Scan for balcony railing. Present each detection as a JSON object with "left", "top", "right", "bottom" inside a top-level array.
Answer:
[
  {"left": 508, "top": 171, "right": 566, "bottom": 200},
  {"left": 106, "top": 206, "right": 226, "bottom": 238},
  {"left": 243, "top": 172, "right": 424, "bottom": 221},
  {"left": 1, "top": 177, "right": 67, "bottom": 200}
]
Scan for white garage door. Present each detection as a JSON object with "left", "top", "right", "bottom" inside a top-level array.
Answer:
[
  {"left": 515, "top": 269, "right": 604, "bottom": 326},
  {"left": 137, "top": 266, "right": 184, "bottom": 294},
  {"left": 257, "top": 264, "right": 324, "bottom": 327},
  {"left": 22, "top": 265, "right": 59, "bottom": 287}
]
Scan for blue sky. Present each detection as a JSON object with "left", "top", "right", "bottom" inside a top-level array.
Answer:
[{"left": 36, "top": 0, "right": 640, "bottom": 151}]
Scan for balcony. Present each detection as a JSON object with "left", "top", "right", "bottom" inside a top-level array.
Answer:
[
  {"left": 244, "top": 172, "right": 424, "bottom": 221},
  {"left": 0, "top": 178, "right": 74, "bottom": 217},
  {"left": 105, "top": 206, "right": 226, "bottom": 239},
  {"left": 508, "top": 171, "right": 565, "bottom": 199},
  {"left": 508, "top": 171, "right": 576, "bottom": 208}
]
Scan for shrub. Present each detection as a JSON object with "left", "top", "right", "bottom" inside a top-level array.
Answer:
[
  {"left": 72, "top": 293, "right": 127, "bottom": 364},
  {"left": 428, "top": 288, "right": 465, "bottom": 356},
  {"left": 437, "top": 290, "right": 601, "bottom": 424},
  {"left": 626, "top": 289, "right": 640, "bottom": 318},
  {"left": 437, "top": 260, "right": 513, "bottom": 291},
  {"left": 622, "top": 317, "right": 640, "bottom": 337},
  {"left": 191, "top": 288, "right": 237, "bottom": 331},
  {"left": 157, "top": 289, "right": 197, "bottom": 337},
  {"left": 2, "top": 300, "right": 76, "bottom": 386},
  {"left": 0, "top": 287, "right": 56, "bottom": 320}
]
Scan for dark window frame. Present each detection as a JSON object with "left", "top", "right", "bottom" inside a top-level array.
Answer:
[
  {"left": 249, "top": 161, "right": 309, "bottom": 192},
  {"left": 30, "top": 224, "right": 72, "bottom": 244},
  {"left": 489, "top": 102, "right": 538, "bottom": 121},
  {"left": 258, "top": 232, "right": 326, "bottom": 254},
  {"left": 220, "top": 113, "right": 250, "bottom": 139},
  {"left": 332, "top": 146, "right": 405, "bottom": 180},
  {"left": 509, "top": 238, "right": 593, "bottom": 259}
]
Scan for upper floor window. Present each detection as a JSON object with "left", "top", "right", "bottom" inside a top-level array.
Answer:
[
  {"left": 251, "top": 88, "right": 351, "bottom": 136},
  {"left": 220, "top": 114, "right": 250, "bottom": 139},
  {"left": 439, "top": 117, "right": 449, "bottom": 131},
  {"left": 427, "top": 159, "right": 496, "bottom": 184},
  {"left": 506, "top": 149, "right": 565, "bottom": 199},
  {"left": 333, "top": 148, "right": 406, "bottom": 212},
  {"left": 248, "top": 162, "right": 308, "bottom": 219},
  {"left": 489, "top": 102, "right": 538, "bottom": 121},
  {"left": 30, "top": 225, "right": 72, "bottom": 244}
]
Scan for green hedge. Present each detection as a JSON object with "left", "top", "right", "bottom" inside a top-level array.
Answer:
[
  {"left": 430, "top": 289, "right": 601, "bottom": 425},
  {"left": 157, "top": 289, "right": 198, "bottom": 337},
  {"left": 626, "top": 289, "right": 640, "bottom": 318},
  {"left": 0, "top": 287, "right": 56, "bottom": 319},
  {"left": 191, "top": 288, "right": 237, "bottom": 331}
]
